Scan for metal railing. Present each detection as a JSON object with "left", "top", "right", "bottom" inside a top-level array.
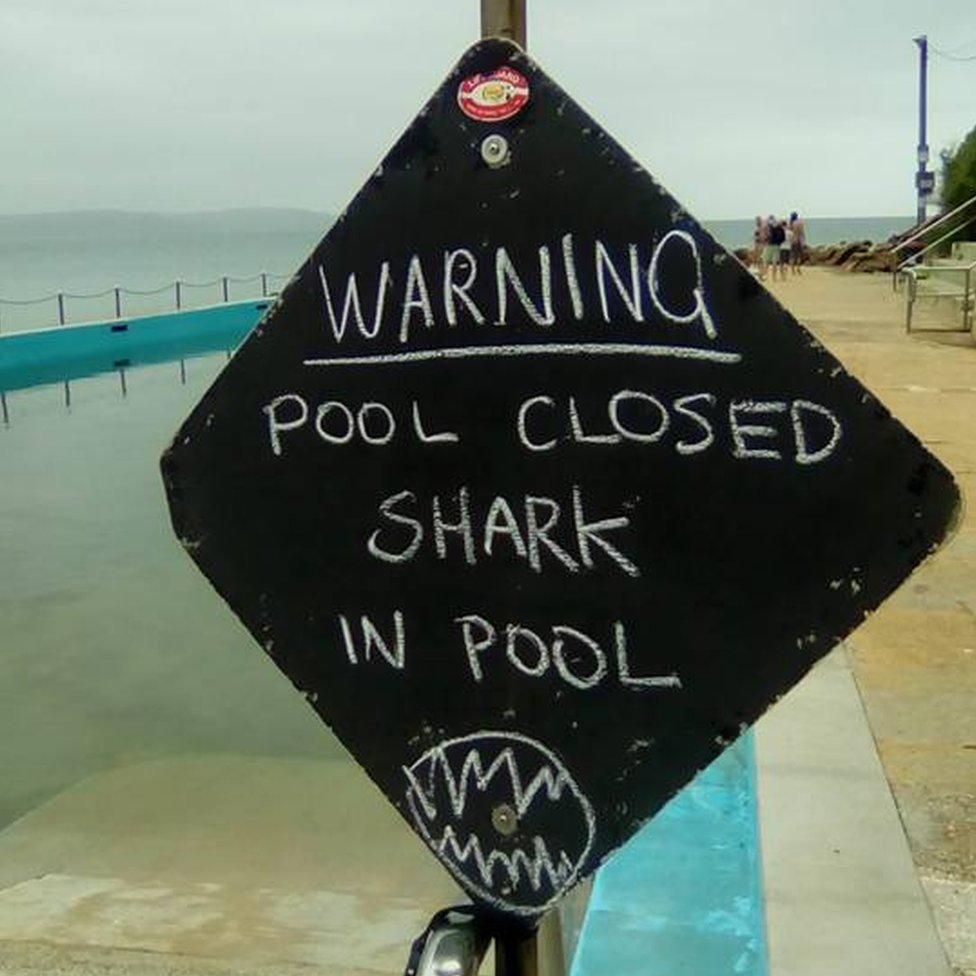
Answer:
[
  {"left": 893, "top": 193, "right": 976, "bottom": 293},
  {"left": 892, "top": 192, "right": 976, "bottom": 255},
  {"left": 904, "top": 256, "right": 976, "bottom": 334},
  {"left": 897, "top": 213, "right": 976, "bottom": 273},
  {"left": 0, "top": 269, "right": 291, "bottom": 333}
]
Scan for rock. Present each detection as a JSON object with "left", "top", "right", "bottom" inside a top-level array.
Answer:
[
  {"left": 829, "top": 242, "right": 871, "bottom": 266},
  {"left": 846, "top": 243, "right": 897, "bottom": 273}
]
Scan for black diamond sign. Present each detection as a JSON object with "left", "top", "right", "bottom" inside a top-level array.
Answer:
[{"left": 162, "top": 39, "right": 959, "bottom": 923}]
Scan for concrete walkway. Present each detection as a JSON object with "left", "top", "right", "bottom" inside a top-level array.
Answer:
[
  {"left": 767, "top": 268, "right": 976, "bottom": 976},
  {"left": 757, "top": 648, "right": 950, "bottom": 976}
]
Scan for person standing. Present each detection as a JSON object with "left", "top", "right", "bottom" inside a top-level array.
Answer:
[
  {"left": 782, "top": 217, "right": 793, "bottom": 269},
  {"left": 765, "top": 216, "right": 786, "bottom": 281},
  {"left": 753, "top": 216, "right": 767, "bottom": 278},
  {"left": 789, "top": 211, "right": 806, "bottom": 275}
]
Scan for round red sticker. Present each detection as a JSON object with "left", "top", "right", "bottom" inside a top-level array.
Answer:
[{"left": 457, "top": 67, "right": 529, "bottom": 123}]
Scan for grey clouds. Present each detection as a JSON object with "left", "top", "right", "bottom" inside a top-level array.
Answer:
[{"left": 1, "top": 0, "right": 973, "bottom": 218}]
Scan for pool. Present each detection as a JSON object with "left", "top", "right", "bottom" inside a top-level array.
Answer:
[{"left": 0, "top": 317, "right": 767, "bottom": 974}]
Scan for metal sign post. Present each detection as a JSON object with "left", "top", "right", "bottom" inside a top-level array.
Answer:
[
  {"left": 482, "top": 0, "right": 526, "bottom": 49},
  {"left": 913, "top": 34, "right": 932, "bottom": 225},
  {"left": 494, "top": 923, "right": 545, "bottom": 976}
]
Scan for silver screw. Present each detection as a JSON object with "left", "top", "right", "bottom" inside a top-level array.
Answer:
[
  {"left": 491, "top": 802, "right": 518, "bottom": 836},
  {"left": 480, "top": 134, "right": 510, "bottom": 168}
]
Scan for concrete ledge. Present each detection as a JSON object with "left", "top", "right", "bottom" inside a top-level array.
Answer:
[
  {"left": 755, "top": 648, "right": 951, "bottom": 976},
  {"left": 0, "top": 755, "right": 459, "bottom": 975}
]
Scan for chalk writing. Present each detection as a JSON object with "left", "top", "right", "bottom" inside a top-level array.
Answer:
[
  {"left": 443, "top": 249, "right": 485, "bottom": 326},
  {"left": 647, "top": 230, "right": 717, "bottom": 339},
  {"left": 319, "top": 261, "right": 391, "bottom": 342},
  {"left": 513, "top": 391, "right": 842, "bottom": 464},
  {"left": 267, "top": 392, "right": 842, "bottom": 464},
  {"left": 792, "top": 400, "right": 842, "bottom": 464},
  {"left": 367, "top": 485, "right": 639, "bottom": 576},
  {"left": 339, "top": 610, "right": 406, "bottom": 669},
  {"left": 454, "top": 616, "right": 680, "bottom": 690},
  {"left": 730, "top": 400, "right": 789, "bottom": 460},
  {"left": 314, "top": 232, "right": 718, "bottom": 351},
  {"left": 303, "top": 342, "right": 742, "bottom": 367},
  {"left": 266, "top": 396, "right": 461, "bottom": 455}
]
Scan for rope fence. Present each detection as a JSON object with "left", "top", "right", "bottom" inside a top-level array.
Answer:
[{"left": 0, "top": 270, "right": 292, "bottom": 333}]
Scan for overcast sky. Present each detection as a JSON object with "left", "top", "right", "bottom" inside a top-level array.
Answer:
[{"left": 1, "top": 0, "right": 973, "bottom": 219}]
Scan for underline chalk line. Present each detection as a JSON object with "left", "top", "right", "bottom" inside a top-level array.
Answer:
[{"left": 303, "top": 342, "right": 742, "bottom": 367}]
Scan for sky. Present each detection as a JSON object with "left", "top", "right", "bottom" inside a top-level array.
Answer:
[{"left": 0, "top": 0, "right": 974, "bottom": 220}]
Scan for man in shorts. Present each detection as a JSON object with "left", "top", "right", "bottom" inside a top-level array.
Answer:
[
  {"left": 764, "top": 216, "right": 785, "bottom": 281},
  {"left": 789, "top": 211, "right": 806, "bottom": 275}
]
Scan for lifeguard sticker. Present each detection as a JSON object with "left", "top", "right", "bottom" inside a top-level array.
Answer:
[{"left": 457, "top": 67, "right": 529, "bottom": 122}]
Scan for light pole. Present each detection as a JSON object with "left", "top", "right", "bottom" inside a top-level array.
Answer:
[
  {"left": 913, "top": 35, "right": 933, "bottom": 225},
  {"left": 481, "top": 0, "right": 527, "bottom": 49}
]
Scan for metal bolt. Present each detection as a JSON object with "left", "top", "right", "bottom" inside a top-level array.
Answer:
[
  {"left": 492, "top": 802, "right": 518, "bottom": 836},
  {"left": 480, "top": 134, "right": 510, "bottom": 169}
]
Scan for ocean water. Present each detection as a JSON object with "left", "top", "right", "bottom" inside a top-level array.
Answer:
[
  {"left": 706, "top": 215, "right": 914, "bottom": 252},
  {"left": 0, "top": 210, "right": 329, "bottom": 333},
  {"left": 0, "top": 210, "right": 913, "bottom": 333}
]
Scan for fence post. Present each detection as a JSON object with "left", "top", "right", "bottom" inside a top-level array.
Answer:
[
  {"left": 114, "top": 286, "right": 122, "bottom": 319},
  {"left": 966, "top": 267, "right": 973, "bottom": 333},
  {"left": 222, "top": 276, "right": 230, "bottom": 303},
  {"left": 57, "top": 292, "right": 66, "bottom": 326},
  {"left": 175, "top": 280, "right": 182, "bottom": 311}
]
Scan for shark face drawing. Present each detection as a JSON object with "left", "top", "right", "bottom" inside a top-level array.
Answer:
[{"left": 403, "top": 731, "right": 595, "bottom": 915}]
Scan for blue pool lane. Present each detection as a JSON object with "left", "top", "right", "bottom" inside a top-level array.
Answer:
[
  {"left": 571, "top": 732, "right": 768, "bottom": 976},
  {"left": 0, "top": 300, "right": 267, "bottom": 392}
]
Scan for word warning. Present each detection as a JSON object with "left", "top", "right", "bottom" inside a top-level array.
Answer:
[{"left": 162, "top": 39, "right": 959, "bottom": 921}]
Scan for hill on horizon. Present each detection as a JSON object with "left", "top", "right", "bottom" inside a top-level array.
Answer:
[{"left": 0, "top": 208, "right": 334, "bottom": 243}]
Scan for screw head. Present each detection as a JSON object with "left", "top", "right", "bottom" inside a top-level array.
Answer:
[
  {"left": 480, "top": 134, "right": 510, "bottom": 168},
  {"left": 491, "top": 802, "right": 518, "bottom": 836}
]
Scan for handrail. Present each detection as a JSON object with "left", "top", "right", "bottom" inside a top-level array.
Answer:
[
  {"left": 892, "top": 192, "right": 976, "bottom": 253},
  {"left": 896, "top": 213, "right": 976, "bottom": 272},
  {"left": 0, "top": 269, "right": 290, "bottom": 331},
  {"left": 904, "top": 256, "right": 976, "bottom": 334},
  {"left": 0, "top": 270, "right": 290, "bottom": 307},
  {"left": 904, "top": 256, "right": 976, "bottom": 277}
]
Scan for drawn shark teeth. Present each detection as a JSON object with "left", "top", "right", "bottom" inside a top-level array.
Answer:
[
  {"left": 436, "top": 825, "right": 576, "bottom": 893},
  {"left": 403, "top": 744, "right": 572, "bottom": 821},
  {"left": 403, "top": 731, "right": 595, "bottom": 915}
]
